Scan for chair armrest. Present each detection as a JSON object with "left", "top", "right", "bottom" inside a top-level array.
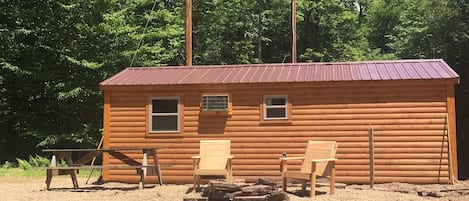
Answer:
[
  {"left": 228, "top": 155, "right": 234, "bottom": 159},
  {"left": 280, "top": 156, "right": 305, "bottom": 161},
  {"left": 310, "top": 158, "right": 338, "bottom": 162},
  {"left": 191, "top": 155, "right": 201, "bottom": 159}
]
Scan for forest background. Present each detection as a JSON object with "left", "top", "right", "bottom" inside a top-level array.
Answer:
[{"left": 0, "top": 0, "right": 468, "bottom": 179}]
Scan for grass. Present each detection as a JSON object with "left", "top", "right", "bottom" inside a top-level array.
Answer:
[
  {"left": 0, "top": 167, "right": 101, "bottom": 178},
  {"left": 0, "top": 167, "right": 45, "bottom": 178},
  {"left": 0, "top": 155, "right": 101, "bottom": 178}
]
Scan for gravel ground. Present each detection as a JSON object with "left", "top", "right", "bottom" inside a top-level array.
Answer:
[{"left": 1, "top": 176, "right": 468, "bottom": 201}]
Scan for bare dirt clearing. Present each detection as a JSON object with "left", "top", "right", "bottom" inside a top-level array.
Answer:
[{"left": 1, "top": 176, "right": 468, "bottom": 201}]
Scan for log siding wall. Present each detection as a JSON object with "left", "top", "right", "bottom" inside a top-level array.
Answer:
[{"left": 103, "top": 82, "right": 454, "bottom": 184}]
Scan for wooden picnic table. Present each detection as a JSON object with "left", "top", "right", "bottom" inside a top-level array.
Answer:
[{"left": 42, "top": 147, "right": 165, "bottom": 190}]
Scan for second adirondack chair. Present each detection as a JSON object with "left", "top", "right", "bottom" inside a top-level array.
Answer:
[{"left": 280, "top": 141, "right": 338, "bottom": 200}]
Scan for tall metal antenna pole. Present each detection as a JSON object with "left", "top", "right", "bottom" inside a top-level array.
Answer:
[
  {"left": 185, "top": 0, "right": 193, "bottom": 66},
  {"left": 291, "top": 0, "right": 297, "bottom": 63}
]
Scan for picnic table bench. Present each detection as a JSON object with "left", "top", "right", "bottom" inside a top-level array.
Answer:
[{"left": 42, "top": 147, "right": 165, "bottom": 190}]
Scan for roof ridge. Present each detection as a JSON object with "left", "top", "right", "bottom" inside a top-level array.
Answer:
[
  {"left": 100, "top": 59, "right": 459, "bottom": 87},
  {"left": 124, "top": 59, "right": 445, "bottom": 70}
]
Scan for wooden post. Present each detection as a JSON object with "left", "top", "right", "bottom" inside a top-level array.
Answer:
[
  {"left": 281, "top": 152, "right": 287, "bottom": 192},
  {"left": 446, "top": 84, "right": 458, "bottom": 183},
  {"left": 227, "top": 158, "right": 233, "bottom": 184},
  {"left": 185, "top": 0, "right": 192, "bottom": 66},
  {"left": 446, "top": 114, "right": 457, "bottom": 186},
  {"left": 139, "top": 150, "right": 148, "bottom": 189},
  {"left": 368, "top": 125, "right": 375, "bottom": 189},
  {"left": 45, "top": 155, "right": 57, "bottom": 190},
  {"left": 291, "top": 0, "right": 297, "bottom": 63},
  {"left": 257, "top": 0, "right": 263, "bottom": 63},
  {"left": 64, "top": 153, "right": 79, "bottom": 188},
  {"left": 310, "top": 161, "right": 317, "bottom": 200},
  {"left": 102, "top": 91, "right": 111, "bottom": 181},
  {"left": 330, "top": 161, "right": 335, "bottom": 195},
  {"left": 150, "top": 149, "right": 163, "bottom": 185}
]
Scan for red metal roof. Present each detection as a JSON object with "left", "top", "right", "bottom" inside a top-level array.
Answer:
[{"left": 100, "top": 59, "right": 459, "bottom": 87}]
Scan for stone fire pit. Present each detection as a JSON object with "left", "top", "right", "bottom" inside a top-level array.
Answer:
[{"left": 183, "top": 178, "right": 290, "bottom": 201}]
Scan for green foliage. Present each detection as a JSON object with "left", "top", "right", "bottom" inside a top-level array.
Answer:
[
  {"left": 1, "top": 161, "right": 14, "bottom": 169},
  {"left": 16, "top": 158, "right": 32, "bottom": 170},
  {"left": 258, "top": 0, "right": 294, "bottom": 63},
  {"left": 28, "top": 155, "right": 50, "bottom": 167},
  {"left": 297, "top": 0, "right": 366, "bottom": 61},
  {"left": 0, "top": 0, "right": 107, "bottom": 154},
  {"left": 99, "top": 0, "right": 185, "bottom": 68},
  {"left": 14, "top": 155, "right": 50, "bottom": 170},
  {"left": 364, "top": 0, "right": 405, "bottom": 54},
  {"left": 193, "top": 0, "right": 259, "bottom": 64},
  {"left": 387, "top": 0, "right": 469, "bottom": 64}
]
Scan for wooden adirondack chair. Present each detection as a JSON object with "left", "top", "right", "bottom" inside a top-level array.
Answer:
[
  {"left": 280, "top": 141, "right": 338, "bottom": 200},
  {"left": 192, "top": 140, "right": 234, "bottom": 191}
]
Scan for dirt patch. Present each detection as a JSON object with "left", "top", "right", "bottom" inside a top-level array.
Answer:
[{"left": 1, "top": 176, "right": 469, "bottom": 201}]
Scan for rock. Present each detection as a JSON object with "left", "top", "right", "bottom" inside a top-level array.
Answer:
[
  {"left": 256, "top": 178, "right": 280, "bottom": 188},
  {"left": 418, "top": 191, "right": 446, "bottom": 198},
  {"left": 233, "top": 195, "right": 269, "bottom": 201},
  {"left": 234, "top": 178, "right": 247, "bottom": 183},
  {"left": 203, "top": 183, "right": 242, "bottom": 195},
  {"left": 195, "top": 179, "right": 287, "bottom": 201},
  {"left": 183, "top": 193, "right": 208, "bottom": 201},
  {"left": 459, "top": 189, "right": 469, "bottom": 196},
  {"left": 241, "top": 185, "right": 273, "bottom": 196},
  {"left": 207, "top": 191, "right": 231, "bottom": 201},
  {"left": 225, "top": 191, "right": 243, "bottom": 200},
  {"left": 209, "top": 179, "right": 251, "bottom": 187},
  {"left": 203, "top": 183, "right": 242, "bottom": 201},
  {"left": 208, "top": 180, "right": 226, "bottom": 186},
  {"left": 267, "top": 191, "right": 290, "bottom": 201}
]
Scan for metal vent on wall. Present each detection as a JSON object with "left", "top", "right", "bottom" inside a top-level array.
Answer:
[{"left": 202, "top": 95, "right": 229, "bottom": 111}]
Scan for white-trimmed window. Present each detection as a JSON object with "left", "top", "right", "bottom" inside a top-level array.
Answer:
[
  {"left": 202, "top": 95, "right": 229, "bottom": 112},
  {"left": 263, "top": 95, "right": 288, "bottom": 120},
  {"left": 150, "top": 97, "right": 179, "bottom": 132}
]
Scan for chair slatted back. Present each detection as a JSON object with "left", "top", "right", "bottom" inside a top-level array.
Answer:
[
  {"left": 199, "top": 140, "right": 231, "bottom": 170},
  {"left": 300, "top": 141, "right": 338, "bottom": 176}
]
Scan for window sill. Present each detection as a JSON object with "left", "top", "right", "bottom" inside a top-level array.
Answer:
[
  {"left": 260, "top": 119, "right": 292, "bottom": 125},
  {"left": 146, "top": 131, "right": 183, "bottom": 138},
  {"left": 200, "top": 111, "right": 232, "bottom": 116}
]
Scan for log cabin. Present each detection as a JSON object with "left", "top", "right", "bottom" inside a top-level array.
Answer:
[{"left": 99, "top": 59, "right": 460, "bottom": 184}]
